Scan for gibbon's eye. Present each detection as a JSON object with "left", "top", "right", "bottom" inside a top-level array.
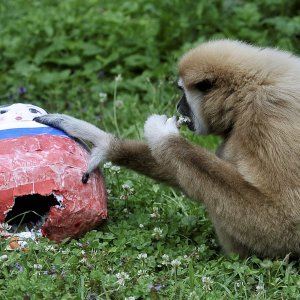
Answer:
[
  {"left": 29, "top": 108, "right": 41, "bottom": 114},
  {"left": 0, "top": 110, "right": 7, "bottom": 114},
  {"left": 195, "top": 79, "right": 214, "bottom": 93}
]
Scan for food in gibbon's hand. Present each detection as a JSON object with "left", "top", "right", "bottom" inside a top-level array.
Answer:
[
  {"left": 34, "top": 40, "right": 300, "bottom": 258},
  {"left": 176, "top": 116, "right": 191, "bottom": 128}
]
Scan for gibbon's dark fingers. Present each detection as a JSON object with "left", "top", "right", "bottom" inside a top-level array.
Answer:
[{"left": 82, "top": 144, "right": 114, "bottom": 183}]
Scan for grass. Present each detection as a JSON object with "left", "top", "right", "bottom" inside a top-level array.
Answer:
[{"left": 1, "top": 0, "right": 300, "bottom": 299}]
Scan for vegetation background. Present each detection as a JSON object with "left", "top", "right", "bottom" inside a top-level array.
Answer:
[{"left": 1, "top": 0, "right": 300, "bottom": 299}]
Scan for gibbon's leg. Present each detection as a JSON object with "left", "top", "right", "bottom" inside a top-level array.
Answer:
[
  {"left": 144, "top": 115, "right": 299, "bottom": 257},
  {"left": 34, "top": 114, "right": 178, "bottom": 186},
  {"left": 214, "top": 224, "right": 250, "bottom": 257}
]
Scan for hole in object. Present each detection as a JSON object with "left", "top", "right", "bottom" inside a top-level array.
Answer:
[{"left": 5, "top": 194, "right": 60, "bottom": 225}]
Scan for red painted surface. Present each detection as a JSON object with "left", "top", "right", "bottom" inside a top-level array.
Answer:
[{"left": 0, "top": 135, "right": 107, "bottom": 242}]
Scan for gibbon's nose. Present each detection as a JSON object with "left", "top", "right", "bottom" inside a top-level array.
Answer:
[{"left": 176, "top": 96, "right": 185, "bottom": 113}]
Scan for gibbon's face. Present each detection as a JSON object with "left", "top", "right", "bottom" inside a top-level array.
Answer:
[
  {"left": 176, "top": 77, "right": 213, "bottom": 135},
  {"left": 176, "top": 39, "right": 288, "bottom": 137},
  {"left": 176, "top": 41, "right": 239, "bottom": 137}
]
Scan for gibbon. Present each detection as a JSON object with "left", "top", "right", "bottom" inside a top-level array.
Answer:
[{"left": 35, "top": 40, "right": 300, "bottom": 258}]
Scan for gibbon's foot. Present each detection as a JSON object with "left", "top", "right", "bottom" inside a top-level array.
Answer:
[
  {"left": 144, "top": 115, "right": 179, "bottom": 149},
  {"left": 34, "top": 113, "right": 114, "bottom": 182},
  {"left": 34, "top": 114, "right": 72, "bottom": 129}
]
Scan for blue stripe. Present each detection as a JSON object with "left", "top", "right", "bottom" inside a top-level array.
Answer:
[{"left": 0, "top": 127, "right": 69, "bottom": 139}]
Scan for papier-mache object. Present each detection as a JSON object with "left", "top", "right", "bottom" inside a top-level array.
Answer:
[{"left": 0, "top": 103, "right": 107, "bottom": 242}]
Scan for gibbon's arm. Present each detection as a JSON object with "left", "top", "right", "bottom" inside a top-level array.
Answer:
[
  {"left": 33, "top": 114, "right": 178, "bottom": 186},
  {"left": 107, "top": 138, "right": 178, "bottom": 186},
  {"left": 144, "top": 115, "right": 295, "bottom": 251}
]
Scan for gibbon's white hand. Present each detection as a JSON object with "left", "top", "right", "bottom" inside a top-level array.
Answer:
[{"left": 144, "top": 115, "right": 179, "bottom": 148}]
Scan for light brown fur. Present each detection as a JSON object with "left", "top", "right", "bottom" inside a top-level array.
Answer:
[{"left": 35, "top": 40, "right": 300, "bottom": 258}]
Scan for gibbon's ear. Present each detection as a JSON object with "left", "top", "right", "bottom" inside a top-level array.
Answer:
[{"left": 194, "top": 79, "right": 214, "bottom": 93}]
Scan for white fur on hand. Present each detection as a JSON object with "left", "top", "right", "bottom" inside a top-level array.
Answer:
[{"left": 144, "top": 115, "right": 179, "bottom": 148}]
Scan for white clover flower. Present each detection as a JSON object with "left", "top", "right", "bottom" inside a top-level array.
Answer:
[
  {"left": 61, "top": 249, "right": 70, "bottom": 255},
  {"left": 210, "top": 238, "right": 217, "bottom": 247},
  {"left": 116, "top": 271, "right": 130, "bottom": 286},
  {"left": 256, "top": 284, "right": 265, "bottom": 293},
  {"left": 81, "top": 250, "right": 86, "bottom": 255},
  {"left": 202, "top": 276, "right": 214, "bottom": 291},
  {"left": 197, "top": 245, "right": 207, "bottom": 253},
  {"left": 152, "top": 227, "right": 163, "bottom": 239},
  {"left": 202, "top": 276, "right": 213, "bottom": 284},
  {"left": 150, "top": 207, "right": 160, "bottom": 218},
  {"left": 137, "top": 269, "right": 148, "bottom": 276},
  {"left": 234, "top": 280, "right": 243, "bottom": 288},
  {"left": 103, "top": 162, "right": 112, "bottom": 169},
  {"left": 137, "top": 253, "right": 147, "bottom": 260},
  {"left": 0, "top": 231, "right": 7, "bottom": 237},
  {"left": 122, "top": 183, "right": 130, "bottom": 190},
  {"left": 79, "top": 258, "right": 87, "bottom": 264},
  {"left": 99, "top": 92, "right": 108, "bottom": 103},
  {"left": 0, "top": 223, "right": 11, "bottom": 231},
  {"left": 153, "top": 227, "right": 163, "bottom": 234},
  {"left": 115, "top": 74, "right": 123, "bottom": 82},
  {"left": 125, "top": 297, "right": 135, "bottom": 300},
  {"left": 139, "top": 224, "right": 144, "bottom": 228},
  {"left": 0, "top": 255, "right": 8, "bottom": 261},
  {"left": 188, "top": 291, "right": 199, "bottom": 300},
  {"left": 115, "top": 99, "right": 124, "bottom": 108},
  {"left": 176, "top": 116, "right": 191, "bottom": 127},
  {"left": 121, "top": 183, "right": 134, "bottom": 195},
  {"left": 91, "top": 249, "right": 98, "bottom": 256},
  {"left": 33, "top": 264, "right": 42, "bottom": 270},
  {"left": 171, "top": 258, "right": 181, "bottom": 267},
  {"left": 111, "top": 165, "right": 121, "bottom": 173},
  {"left": 45, "top": 245, "right": 56, "bottom": 252},
  {"left": 161, "top": 254, "right": 170, "bottom": 265}
]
